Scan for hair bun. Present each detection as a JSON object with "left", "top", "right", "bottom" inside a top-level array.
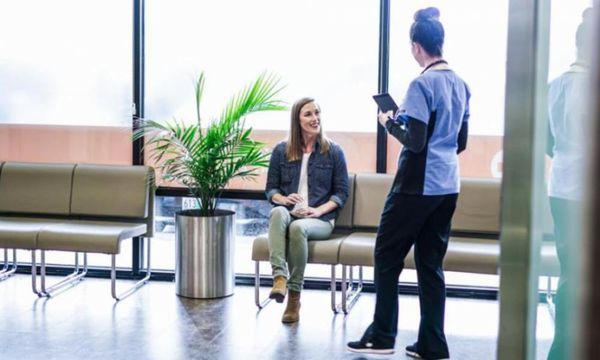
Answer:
[
  {"left": 582, "top": 7, "right": 593, "bottom": 22},
  {"left": 414, "top": 7, "right": 441, "bottom": 22}
]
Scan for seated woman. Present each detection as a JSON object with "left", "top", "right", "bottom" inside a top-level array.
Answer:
[{"left": 265, "top": 97, "right": 349, "bottom": 323}]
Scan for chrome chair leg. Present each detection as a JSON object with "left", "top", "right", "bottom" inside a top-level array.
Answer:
[
  {"left": 341, "top": 265, "right": 363, "bottom": 314},
  {"left": 331, "top": 265, "right": 340, "bottom": 313},
  {"left": 255, "top": 261, "right": 342, "bottom": 314},
  {"left": 31, "top": 250, "right": 42, "bottom": 296},
  {"left": 255, "top": 261, "right": 272, "bottom": 310},
  {"left": 341, "top": 265, "right": 347, "bottom": 311},
  {"left": 0, "top": 248, "right": 17, "bottom": 281},
  {"left": 112, "top": 237, "right": 151, "bottom": 301},
  {"left": 41, "top": 251, "right": 88, "bottom": 297}
]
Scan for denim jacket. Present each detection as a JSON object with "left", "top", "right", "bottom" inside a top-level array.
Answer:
[{"left": 265, "top": 140, "right": 349, "bottom": 222}]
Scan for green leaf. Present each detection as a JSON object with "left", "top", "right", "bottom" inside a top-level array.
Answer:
[
  {"left": 133, "top": 71, "right": 286, "bottom": 215},
  {"left": 195, "top": 72, "right": 206, "bottom": 128}
]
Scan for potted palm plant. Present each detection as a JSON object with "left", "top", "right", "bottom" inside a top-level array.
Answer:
[{"left": 134, "top": 72, "right": 286, "bottom": 298}]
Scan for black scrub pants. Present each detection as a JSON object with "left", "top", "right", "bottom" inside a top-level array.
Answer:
[{"left": 362, "top": 191, "right": 457, "bottom": 360}]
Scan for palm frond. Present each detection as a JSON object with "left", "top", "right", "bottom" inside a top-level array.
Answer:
[
  {"left": 195, "top": 72, "right": 206, "bottom": 128},
  {"left": 134, "top": 71, "right": 286, "bottom": 215}
]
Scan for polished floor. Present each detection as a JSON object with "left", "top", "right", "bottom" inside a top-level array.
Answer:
[{"left": 0, "top": 274, "right": 552, "bottom": 360}]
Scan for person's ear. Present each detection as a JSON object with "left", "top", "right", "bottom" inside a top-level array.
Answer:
[{"left": 414, "top": 43, "right": 423, "bottom": 56}]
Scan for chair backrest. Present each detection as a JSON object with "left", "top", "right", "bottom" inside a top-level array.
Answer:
[
  {"left": 0, "top": 162, "right": 75, "bottom": 215},
  {"left": 334, "top": 173, "right": 356, "bottom": 229},
  {"left": 351, "top": 173, "right": 506, "bottom": 236},
  {"left": 453, "top": 177, "right": 554, "bottom": 236},
  {"left": 70, "top": 164, "right": 155, "bottom": 236},
  {"left": 452, "top": 178, "right": 501, "bottom": 234},
  {"left": 0, "top": 162, "right": 155, "bottom": 236},
  {"left": 352, "top": 173, "right": 395, "bottom": 228}
]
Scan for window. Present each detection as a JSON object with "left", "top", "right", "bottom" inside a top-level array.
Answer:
[
  {"left": 0, "top": 0, "right": 133, "bottom": 166},
  {"left": 1, "top": 0, "right": 133, "bottom": 268},
  {"left": 146, "top": 0, "right": 379, "bottom": 190}
]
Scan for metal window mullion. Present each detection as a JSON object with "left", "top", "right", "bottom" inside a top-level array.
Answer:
[
  {"left": 376, "top": 0, "right": 390, "bottom": 174},
  {"left": 132, "top": 0, "right": 145, "bottom": 275}
]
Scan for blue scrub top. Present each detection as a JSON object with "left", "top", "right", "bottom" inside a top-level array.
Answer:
[{"left": 394, "top": 68, "right": 470, "bottom": 195}]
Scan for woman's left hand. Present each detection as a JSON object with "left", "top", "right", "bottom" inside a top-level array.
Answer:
[
  {"left": 296, "top": 207, "right": 323, "bottom": 218},
  {"left": 378, "top": 110, "right": 394, "bottom": 127}
]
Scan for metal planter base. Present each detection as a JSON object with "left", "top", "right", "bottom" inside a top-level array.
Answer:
[{"left": 175, "top": 209, "right": 235, "bottom": 299}]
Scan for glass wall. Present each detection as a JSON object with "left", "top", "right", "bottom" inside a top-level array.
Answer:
[
  {"left": 0, "top": 0, "right": 133, "bottom": 165},
  {"left": 146, "top": 0, "right": 379, "bottom": 190},
  {"left": 0, "top": 0, "right": 134, "bottom": 268},
  {"left": 535, "top": 1, "right": 595, "bottom": 359},
  {"left": 388, "top": 0, "right": 509, "bottom": 178},
  {"left": 498, "top": 0, "right": 596, "bottom": 358}
]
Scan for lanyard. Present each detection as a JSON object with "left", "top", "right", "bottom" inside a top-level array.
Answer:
[{"left": 421, "top": 59, "right": 448, "bottom": 74}]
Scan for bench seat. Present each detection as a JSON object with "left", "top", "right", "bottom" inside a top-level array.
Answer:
[
  {"left": 338, "top": 233, "right": 560, "bottom": 277},
  {"left": 337, "top": 232, "right": 415, "bottom": 268},
  {"left": 251, "top": 232, "right": 349, "bottom": 265},
  {"left": 442, "top": 237, "right": 499, "bottom": 275},
  {"left": 37, "top": 221, "right": 147, "bottom": 254},
  {"left": 0, "top": 217, "right": 60, "bottom": 249},
  {"left": 338, "top": 233, "right": 499, "bottom": 274}
]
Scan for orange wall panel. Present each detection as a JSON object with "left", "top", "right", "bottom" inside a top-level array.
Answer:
[
  {"left": 387, "top": 134, "right": 503, "bottom": 178},
  {"left": 0, "top": 124, "right": 132, "bottom": 165}
]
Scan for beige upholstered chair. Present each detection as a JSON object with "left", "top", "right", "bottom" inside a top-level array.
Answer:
[{"left": 0, "top": 162, "right": 155, "bottom": 300}]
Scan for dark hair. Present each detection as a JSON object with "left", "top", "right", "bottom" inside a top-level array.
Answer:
[
  {"left": 410, "top": 7, "right": 444, "bottom": 57},
  {"left": 576, "top": 7, "right": 593, "bottom": 51}
]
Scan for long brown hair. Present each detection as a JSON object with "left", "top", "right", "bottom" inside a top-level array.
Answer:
[{"left": 285, "top": 97, "right": 330, "bottom": 161}]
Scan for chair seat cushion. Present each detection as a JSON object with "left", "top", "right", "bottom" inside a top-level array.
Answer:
[
  {"left": 339, "top": 232, "right": 386, "bottom": 267},
  {"left": 442, "top": 237, "right": 499, "bottom": 275},
  {"left": 337, "top": 232, "right": 416, "bottom": 268},
  {"left": 37, "top": 221, "right": 147, "bottom": 254},
  {"left": 251, "top": 232, "right": 348, "bottom": 265},
  {"left": 339, "top": 233, "right": 504, "bottom": 275},
  {"left": 0, "top": 217, "right": 59, "bottom": 249}
]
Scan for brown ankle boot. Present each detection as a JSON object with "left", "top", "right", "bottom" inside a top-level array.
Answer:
[
  {"left": 269, "top": 275, "right": 287, "bottom": 303},
  {"left": 282, "top": 290, "right": 301, "bottom": 323}
]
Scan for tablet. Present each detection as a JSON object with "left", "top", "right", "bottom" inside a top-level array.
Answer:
[{"left": 373, "top": 93, "right": 399, "bottom": 113}]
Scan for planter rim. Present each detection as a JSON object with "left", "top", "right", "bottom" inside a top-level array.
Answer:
[{"left": 176, "top": 209, "right": 235, "bottom": 217}]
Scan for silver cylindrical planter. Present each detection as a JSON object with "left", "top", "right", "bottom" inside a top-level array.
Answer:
[{"left": 175, "top": 209, "right": 235, "bottom": 298}]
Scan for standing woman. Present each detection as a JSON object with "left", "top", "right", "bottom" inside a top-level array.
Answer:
[
  {"left": 347, "top": 7, "right": 470, "bottom": 359},
  {"left": 265, "top": 97, "right": 349, "bottom": 323}
]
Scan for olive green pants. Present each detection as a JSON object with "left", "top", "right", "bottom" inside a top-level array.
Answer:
[{"left": 268, "top": 206, "right": 333, "bottom": 292}]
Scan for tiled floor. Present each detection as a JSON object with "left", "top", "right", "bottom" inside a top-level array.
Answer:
[{"left": 0, "top": 274, "right": 552, "bottom": 359}]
